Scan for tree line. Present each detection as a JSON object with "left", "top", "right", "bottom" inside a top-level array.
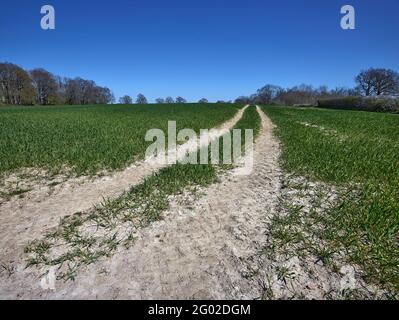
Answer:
[
  {"left": 234, "top": 68, "right": 399, "bottom": 106},
  {"left": 2, "top": 62, "right": 398, "bottom": 107},
  {"left": 118, "top": 95, "right": 222, "bottom": 105},
  {"left": 118, "top": 95, "right": 188, "bottom": 105},
  {"left": 0, "top": 62, "right": 114, "bottom": 105}
]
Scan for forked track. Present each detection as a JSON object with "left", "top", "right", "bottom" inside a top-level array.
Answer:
[
  {"left": 0, "top": 106, "right": 248, "bottom": 298},
  {"left": 0, "top": 106, "right": 283, "bottom": 299}
]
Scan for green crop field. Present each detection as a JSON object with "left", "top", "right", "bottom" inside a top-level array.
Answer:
[
  {"left": 263, "top": 106, "right": 399, "bottom": 294},
  {"left": 24, "top": 106, "right": 261, "bottom": 279},
  {"left": 0, "top": 103, "right": 238, "bottom": 176},
  {"left": 4, "top": 101, "right": 398, "bottom": 295}
]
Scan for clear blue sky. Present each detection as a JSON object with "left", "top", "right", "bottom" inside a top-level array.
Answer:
[{"left": 1, "top": 0, "right": 398, "bottom": 102}]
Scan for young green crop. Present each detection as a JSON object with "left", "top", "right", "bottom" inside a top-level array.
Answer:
[
  {"left": 0, "top": 103, "right": 238, "bottom": 176},
  {"left": 263, "top": 105, "right": 399, "bottom": 294},
  {"left": 24, "top": 106, "right": 262, "bottom": 279}
]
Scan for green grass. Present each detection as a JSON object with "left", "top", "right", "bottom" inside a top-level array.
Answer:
[
  {"left": 0, "top": 103, "right": 238, "bottom": 176},
  {"left": 25, "top": 106, "right": 261, "bottom": 280},
  {"left": 262, "top": 105, "right": 399, "bottom": 294},
  {"left": 233, "top": 105, "right": 262, "bottom": 138}
]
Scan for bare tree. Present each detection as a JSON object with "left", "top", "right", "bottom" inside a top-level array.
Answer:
[
  {"left": 275, "top": 85, "right": 317, "bottom": 106},
  {"left": 356, "top": 68, "right": 399, "bottom": 96},
  {"left": 165, "top": 96, "right": 174, "bottom": 104},
  {"left": 64, "top": 78, "right": 80, "bottom": 105},
  {"left": 0, "top": 62, "right": 116, "bottom": 106},
  {"left": 356, "top": 69, "right": 376, "bottom": 96},
  {"left": 136, "top": 93, "right": 148, "bottom": 104},
  {"left": 235, "top": 81, "right": 364, "bottom": 107},
  {"left": 234, "top": 96, "right": 252, "bottom": 104},
  {"left": 335, "top": 87, "right": 357, "bottom": 96},
  {"left": 64, "top": 77, "right": 114, "bottom": 105},
  {"left": 175, "top": 96, "right": 187, "bottom": 103},
  {"left": 256, "top": 84, "right": 283, "bottom": 104},
  {"left": 54, "top": 76, "right": 67, "bottom": 104},
  {"left": 64, "top": 78, "right": 91, "bottom": 105},
  {"left": 119, "top": 95, "right": 133, "bottom": 104},
  {"left": 198, "top": 98, "right": 208, "bottom": 103},
  {"left": 81, "top": 79, "right": 97, "bottom": 104},
  {"left": 30, "top": 68, "right": 59, "bottom": 105},
  {"left": 0, "top": 62, "right": 35, "bottom": 105},
  {"left": 96, "top": 87, "right": 114, "bottom": 104},
  {"left": 0, "top": 63, "right": 15, "bottom": 104},
  {"left": 155, "top": 98, "right": 165, "bottom": 104}
]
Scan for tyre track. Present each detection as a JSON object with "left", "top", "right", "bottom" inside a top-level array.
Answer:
[
  {"left": 2, "top": 106, "right": 282, "bottom": 299},
  {"left": 0, "top": 106, "right": 247, "bottom": 298}
]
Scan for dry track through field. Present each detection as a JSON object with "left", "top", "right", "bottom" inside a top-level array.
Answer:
[
  {"left": 1, "top": 107, "right": 379, "bottom": 300},
  {"left": 0, "top": 107, "right": 245, "bottom": 255},
  {"left": 0, "top": 106, "right": 283, "bottom": 299},
  {"left": 0, "top": 106, "right": 247, "bottom": 297}
]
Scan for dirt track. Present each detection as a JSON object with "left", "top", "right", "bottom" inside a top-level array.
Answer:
[
  {"left": 1, "top": 106, "right": 383, "bottom": 300},
  {"left": 0, "top": 106, "right": 246, "bottom": 294},
  {"left": 0, "top": 106, "right": 283, "bottom": 299}
]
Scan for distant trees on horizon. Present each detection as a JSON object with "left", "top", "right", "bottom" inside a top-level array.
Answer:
[
  {"left": 175, "top": 96, "right": 187, "bottom": 103},
  {"left": 165, "top": 97, "right": 174, "bottom": 104},
  {"left": 235, "top": 68, "right": 399, "bottom": 106},
  {"left": 117, "top": 96, "right": 190, "bottom": 105},
  {"left": 2, "top": 62, "right": 398, "bottom": 107},
  {"left": 0, "top": 62, "right": 114, "bottom": 106},
  {"left": 135, "top": 93, "right": 148, "bottom": 104},
  {"left": 119, "top": 95, "right": 133, "bottom": 104},
  {"left": 148, "top": 96, "right": 189, "bottom": 104}
]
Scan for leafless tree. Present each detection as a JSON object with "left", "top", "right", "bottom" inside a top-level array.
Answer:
[
  {"left": 0, "top": 62, "right": 35, "bottom": 105},
  {"left": 96, "top": 87, "right": 114, "bottom": 104},
  {"left": 64, "top": 77, "right": 114, "bottom": 105},
  {"left": 119, "top": 95, "right": 133, "bottom": 104},
  {"left": 136, "top": 93, "right": 148, "bottom": 104},
  {"left": 165, "top": 96, "right": 174, "bottom": 104},
  {"left": 64, "top": 78, "right": 80, "bottom": 104},
  {"left": 234, "top": 96, "right": 252, "bottom": 104},
  {"left": 356, "top": 68, "right": 399, "bottom": 96},
  {"left": 175, "top": 96, "right": 187, "bottom": 103},
  {"left": 155, "top": 98, "right": 165, "bottom": 104},
  {"left": 328, "top": 87, "right": 359, "bottom": 98},
  {"left": 30, "top": 68, "right": 59, "bottom": 105},
  {"left": 198, "top": 98, "right": 208, "bottom": 103},
  {"left": 275, "top": 85, "right": 317, "bottom": 106},
  {"left": 0, "top": 62, "right": 116, "bottom": 106},
  {"left": 235, "top": 81, "right": 364, "bottom": 106},
  {"left": 256, "top": 84, "right": 283, "bottom": 104},
  {"left": 355, "top": 69, "right": 376, "bottom": 96}
]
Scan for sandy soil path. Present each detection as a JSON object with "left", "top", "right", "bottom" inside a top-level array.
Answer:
[
  {"left": 0, "top": 107, "right": 247, "bottom": 296},
  {"left": 0, "top": 106, "right": 282, "bottom": 299}
]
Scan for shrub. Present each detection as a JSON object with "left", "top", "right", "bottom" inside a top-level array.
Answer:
[
  {"left": 293, "top": 103, "right": 316, "bottom": 108},
  {"left": 318, "top": 96, "right": 399, "bottom": 113}
]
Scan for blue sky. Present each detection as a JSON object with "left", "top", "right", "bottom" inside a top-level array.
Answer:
[{"left": 1, "top": 0, "right": 398, "bottom": 102}]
